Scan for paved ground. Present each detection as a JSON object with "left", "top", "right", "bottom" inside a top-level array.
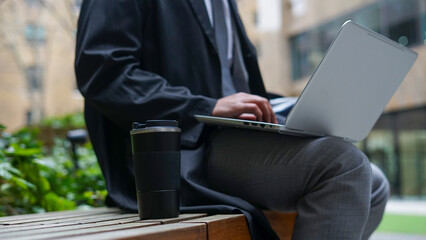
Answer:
[
  {"left": 371, "top": 233, "right": 426, "bottom": 240},
  {"left": 370, "top": 199, "right": 426, "bottom": 240},
  {"left": 385, "top": 199, "right": 426, "bottom": 216}
]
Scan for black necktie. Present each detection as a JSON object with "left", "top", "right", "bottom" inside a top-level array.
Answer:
[{"left": 231, "top": 21, "right": 250, "bottom": 94}]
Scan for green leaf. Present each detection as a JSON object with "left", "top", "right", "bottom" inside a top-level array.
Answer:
[
  {"left": 42, "top": 192, "right": 76, "bottom": 211},
  {"left": 6, "top": 143, "right": 42, "bottom": 157},
  {"left": 12, "top": 176, "right": 36, "bottom": 190},
  {"left": 0, "top": 168, "right": 13, "bottom": 180},
  {"left": 13, "top": 147, "right": 41, "bottom": 157},
  {"left": 0, "top": 182, "right": 12, "bottom": 192},
  {"left": 0, "top": 151, "right": 7, "bottom": 161},
  {"left": 0, "top": 162, "right": 21, "bottom": 180},
  {"left": 34, "top": 158, "right": 56, "bottom": 170},
  {"left": 38, "top": 177, "right": 51, "bottom": 192},
  {"left": 31, "top": 206, "right": 46, "bottom": 214},
  {"left": 0, "top": 138, "right": 7, "bottom": 150}
]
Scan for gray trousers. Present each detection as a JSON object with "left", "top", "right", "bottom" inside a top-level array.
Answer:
[{"left": 206, "top": 129, "right": 389, "bottom": 240}]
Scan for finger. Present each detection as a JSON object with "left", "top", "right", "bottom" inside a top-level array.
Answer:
[
  {"left": 241, "top": 103, "right": 263, "bottom": 121},
  {"left": 248, "top": 97, "right": 270, "bottom": 122},
  {"left": 260, "top": 99, "right": 277, "bottom": 123},
  {"left": 238, "top": 113, "right": 257, "bottom": 121},
  {"left": 267, "top": 103, "right": 277, "bottom": 123},
  {"left": 261, "top": 100, "right": 272, "bottom": 123},
  {"left": 272, "top": 112, "right": 278, "bottom": 124}
]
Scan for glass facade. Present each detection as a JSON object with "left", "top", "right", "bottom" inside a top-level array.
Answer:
[
  {"left": 358, "top": 107, "right": 426, "bottom": 198},
  {"left": 290, "top": 0, "right": 426, "bottom": 81}
]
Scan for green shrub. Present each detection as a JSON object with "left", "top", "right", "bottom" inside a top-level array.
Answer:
[
  {"left": 40, "top": 113, "right": 86, "bottom": 129},
  {"left": 0, "top": 117, "right": 106, "bottom": 217}
]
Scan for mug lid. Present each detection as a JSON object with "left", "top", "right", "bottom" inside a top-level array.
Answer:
[
  {"left": 131, "top": 120, "right": 180, "bottom": 134},
  {"left": 146, "top": 120, "right": 178, "bottom": 128}
]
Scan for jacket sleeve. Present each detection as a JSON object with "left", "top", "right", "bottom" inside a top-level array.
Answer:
[{"left": 75, "top": 0, "right": 217, "bottom": 147}]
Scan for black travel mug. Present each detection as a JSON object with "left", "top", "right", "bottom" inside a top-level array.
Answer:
[{"left": 130, "top": 120, "right": 181, "bottom": 219}]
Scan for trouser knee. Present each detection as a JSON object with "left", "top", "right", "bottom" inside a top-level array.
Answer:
[
  {"left": 315, "top": 138, "right": 372, "bottom": 183},
  {"left": 371, "top": 163, "right": 390, "bottom": 207}
]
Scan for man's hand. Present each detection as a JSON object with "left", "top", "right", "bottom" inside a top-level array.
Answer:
[{"left": 212, "top": 92, "right": 277, "bottom": 123}]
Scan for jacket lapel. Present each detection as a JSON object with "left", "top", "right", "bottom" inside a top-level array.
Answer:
[{"left": 187, "top": 0, "right": 217, "bottom": 51}]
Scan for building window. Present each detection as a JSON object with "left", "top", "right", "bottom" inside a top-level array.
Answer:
[
  {"left": 72, "top": 0, "right": 83, "bottom": 16},
  {"left": 26, "top": 65, "right": 43, "bottom": 91},
  {"left": 380, "top": 0, "right": 422, "bottom": 46},
  {"left": 290, "top": 0, "right": 424, "bottom": 81},
  {"left": 25, "top": 0, "right": 43, "bottom": 8},
  {"left": 254, "top": 40, "right": 262, "bottom": 57},
  {"left": 422, "top": 13, "right": 426, "bottom": 44},
  {"left": 389, "top": 18, "right": 419, "bottom": 46},
  {"left": 290, "top": 26, "right": 327, "bottom": 80},
  {"left": 253, "top": 10, "right": 258, "bottom": 27},
  {"left": 25, "top": 23, "right": 46, "bottom": 44}
]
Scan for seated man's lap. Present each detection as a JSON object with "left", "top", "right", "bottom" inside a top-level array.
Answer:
[
  {"left": 205, "top": 128, "right": 389, "bottom": 239},
  {"left": 205, "top": 127, "right": 385, "bottom": 210}
]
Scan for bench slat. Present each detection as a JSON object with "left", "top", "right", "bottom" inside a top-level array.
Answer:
[
  {"left": 0, "top": 209, "right": 123, "bottom": 225},
  {"left": 0, "top": 212, "right": 123, "bottom": 226},
  {"left": 0, "top": 213, "right": 206, "bottom": 234},
  {"left": 0, "top": 216, "right": 143, "bottom": 238},
  {"left": 183, "top": 214, "right": 251, "bottom": 240},
  {"left": 65, "top": 223, "right": 207, "bottom": 240},
  {"left": 139, "top": 213, "right": 207, "bottom": 224},
  {"left": 0, "top": 207, "right": 118, "bottom": 223},
  {"left": 12, "top": 222, "right": 159, "bottom": 240},
  {"left": 0, "top": 214, "right": 139, "bottom": 233}
]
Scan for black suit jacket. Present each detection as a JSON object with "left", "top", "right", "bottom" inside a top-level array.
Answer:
[{"left": 75, "top": 0, "right": 277, "bottom": 239}]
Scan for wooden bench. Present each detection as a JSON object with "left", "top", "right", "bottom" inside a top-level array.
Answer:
[{"left": 0, "top": 207, "right": 297, "bottom": 239}]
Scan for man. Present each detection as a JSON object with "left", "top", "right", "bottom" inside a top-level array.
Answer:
[{"left": 75, "top": 0, "right": 389, "bottom": 239}]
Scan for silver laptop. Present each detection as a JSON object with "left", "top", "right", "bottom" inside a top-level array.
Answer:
[{"left": 195, "top": 20, "right": 418, "bottom": 142}]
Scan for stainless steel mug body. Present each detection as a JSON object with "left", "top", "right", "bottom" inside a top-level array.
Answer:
[{"left": 130, "top": 120, "right": 180, "bottom": 219}]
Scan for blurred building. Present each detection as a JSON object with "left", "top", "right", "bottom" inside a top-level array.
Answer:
[
  {"left": 0, "top": 0, "right": 83, "bottom": 131},
  {"left": 237, "top": 0, "right": 426, "bottom": 198}
]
